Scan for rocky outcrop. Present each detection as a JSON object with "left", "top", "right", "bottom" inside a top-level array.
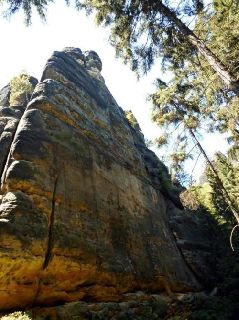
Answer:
[
  {"left": 32, "top": 295, "right": 169, "bottom": 320},
  {"left": 0, "top": 77, "right": 38, "bottom": 197},
  {"left": 0, "top": 48, "right": 214, "bottom": 311},
  {"left": 0, "top": 106, "right": 21, "bottom": 178},
  {"left": 0, "top": 85, "right": 11, "bottom": 107}
]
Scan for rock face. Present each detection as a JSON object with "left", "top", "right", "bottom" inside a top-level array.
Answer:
[
  {"left": 32, "top": 296, "right": 169, "bottom": 319},
  {"left": 0, "top": 77, "right": 38, "bottom": 195},
  {"left": 0, "top": 48, "right": 213, "bottom": 311}
]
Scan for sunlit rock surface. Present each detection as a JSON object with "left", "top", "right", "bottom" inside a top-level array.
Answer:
[{"left": 0, "top": 48, "right": 213, "bottom": 311}]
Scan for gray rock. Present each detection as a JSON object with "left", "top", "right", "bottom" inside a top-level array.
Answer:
[
  {"left": 85, "top": 50, "right": 102, "bottom": 71},
  {"left": 0, "top": 84, "right": 10, "bottom": 107},
  {"left": 0, "top": 48, "right": 215, "bottom": 311}
]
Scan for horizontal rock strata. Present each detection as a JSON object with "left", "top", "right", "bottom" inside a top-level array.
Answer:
[{"left": 0, "top": 48, "right": 213, "bottom": 311}]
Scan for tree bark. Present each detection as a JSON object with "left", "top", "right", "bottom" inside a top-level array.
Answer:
[{"left": 156, "top": 2, "right": 239, "bottom": 93}]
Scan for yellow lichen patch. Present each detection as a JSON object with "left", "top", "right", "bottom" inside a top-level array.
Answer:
[
  {"left": 35, "top": 257, "right": 146, "bottom": 303},
  {"left": 0, "top": 289, "right": 33, "bottom": 311},
  {"left": 62, "top": 201, "right": 93, "bottom": 214},
  {"left": 4, "top": 176, "right": 95, "bottom": 220},
  {"left": 94, "top": 118, "right": 108, "bottom": 130},
  {"left": 0, "top": 235, "right": 22, "bottom": 251},
  {"left": 5, "top": 180, "right": 54, "bottom": 204},
  {"left": 29, "top": 194, "right": 52, "bottom": 217},
  {"left": 26, "top": 241, "right": 46, "bottom": 256},
  {"left": 81, "top": 129, "right": 98, "bottom": 141},
  {"left": 0, "top": 252, "right": 173, "bottom": 310},
  {"left": 0, "top": 256, "right": 42, "bottom": 281},
  {"left": 43, "top": 257, "right": 98, "bottom": 284},
  {"left": 35, "top": 264, "right": 120, "bottom": 304},
  {"left": 37, "top": 103, "right": 77, "bottom": 128},
  {"left": 34, "top": 259, "right": 97, "bottom": 304},
  {"left": 0, "top": 257, "right": 42, "bottom": 310}
]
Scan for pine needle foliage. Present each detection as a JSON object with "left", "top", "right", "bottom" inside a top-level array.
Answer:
[
  {"left": 79, "top": 0, "right": 199, "bottom": 74},
  {"left": 150, "top": 1, "right": 239, "bottom": 179},
  {"left": 4, "top": 0, "right": 239, "bottom": 90},
  {"left": 207, "top": 152, "right": 239, "bottom": 223},
  {"left": 4, "top": 0, "right": 54, "bottom": 24}
]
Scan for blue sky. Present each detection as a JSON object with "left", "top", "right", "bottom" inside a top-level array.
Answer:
[{"left": 0, "top": 1, "right": 229, "bottom": 181}]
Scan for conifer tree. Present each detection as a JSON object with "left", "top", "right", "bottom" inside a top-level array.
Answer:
[
  {"left": 150, "top": 0, "right": 239, "bottom": 162},
  {"left": 79, "top": 0, "right": 239, "bottom": 91},
  {"left": 207, "top": 152, "right": 239, "bottom": 224},
  {"left": 3, "top": 0, "right": 239, "bottom": 91}
]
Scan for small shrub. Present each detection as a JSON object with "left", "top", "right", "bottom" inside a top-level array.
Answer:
[{"left": 10, "top": 73, "right": 33, "bottom": 106}]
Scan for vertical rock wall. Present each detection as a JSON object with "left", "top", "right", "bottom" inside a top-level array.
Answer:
[{"left": 0, "top": 48, "right": 213, "bottom": 311}]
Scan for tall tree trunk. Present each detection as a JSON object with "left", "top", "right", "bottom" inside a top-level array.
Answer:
[
  {"left": 189, "top": 129, "right": 239, "bottom": 226},
  {"left": 156, "top": 2, "right": 239, "bottom": 92}
]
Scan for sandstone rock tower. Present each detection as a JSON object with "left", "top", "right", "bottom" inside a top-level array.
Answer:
[{"left": 0, "top": 48, "right": 212, "bottom": 311}]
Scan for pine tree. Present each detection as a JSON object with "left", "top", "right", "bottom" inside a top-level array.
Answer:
[
  {"left": 150, "top": 1, "right": 239, "bottom": 170},
  {"left": 80, "top": 0, "right": 239, "bottom": 90},
  {"left": 149, "top": 2, "right": 239, "bottom": 226},
  {"left": 3, "top": 0, "right": 239, "bottom": 91}
]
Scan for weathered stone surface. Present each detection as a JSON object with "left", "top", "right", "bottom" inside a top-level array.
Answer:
[
  {"left": 167, "top": 203, "right": 217, "bottom": 286},
  {"left": 0, "top": 76, "right": 38, "bottom": 194},
  {"left": 0, "top": 85, "right": 11, "bottom": 107},
  {"left": 0, "top": 48, "right": 214, "bottom": 311},
  {"left": 32, "top": 295, "right": 169, "bottom": 319},
  {"left": 0, "top": 106, "right": 25, "bottom": 183}
]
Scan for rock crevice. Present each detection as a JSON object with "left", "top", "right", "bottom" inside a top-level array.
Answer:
[{"left": 42, "top": 175, "right": 58, "bottom": 270}]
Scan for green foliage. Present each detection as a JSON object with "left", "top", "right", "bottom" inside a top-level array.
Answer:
[
  {"left": 206, "top": 152, "right": 239, "bottom": 224},
  {"left": 6, "top": 0, "right": 228, "bottom": 85},
  {"left": 182, "top": 150, "right": 239, "bottom": 225},
  {"left": 80, "top": 0, "right": 200, "bottom": 76},
  {"left": 9, "top": 73, "right": 33, "bottom": 106},
  {"left": 124, "top": 110, "right": 141, "bottom": 130},
  {"left": 148, "top": 2, "right": 239, "bottom": 186},
  {"left": 181, "top": 183, "right": 217, "bottom": 215},
  {"left": 213, "top": 0, "right": 239, "bottom": 12},
  {"left": 194, "top": 184, "right": 217, "bottom": 215},
  {"left": 151, "top": 1, "right": 239, "bottom": 145},
  {"left": 4, "top": 0, "right": 54, "bottom": 25}
]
